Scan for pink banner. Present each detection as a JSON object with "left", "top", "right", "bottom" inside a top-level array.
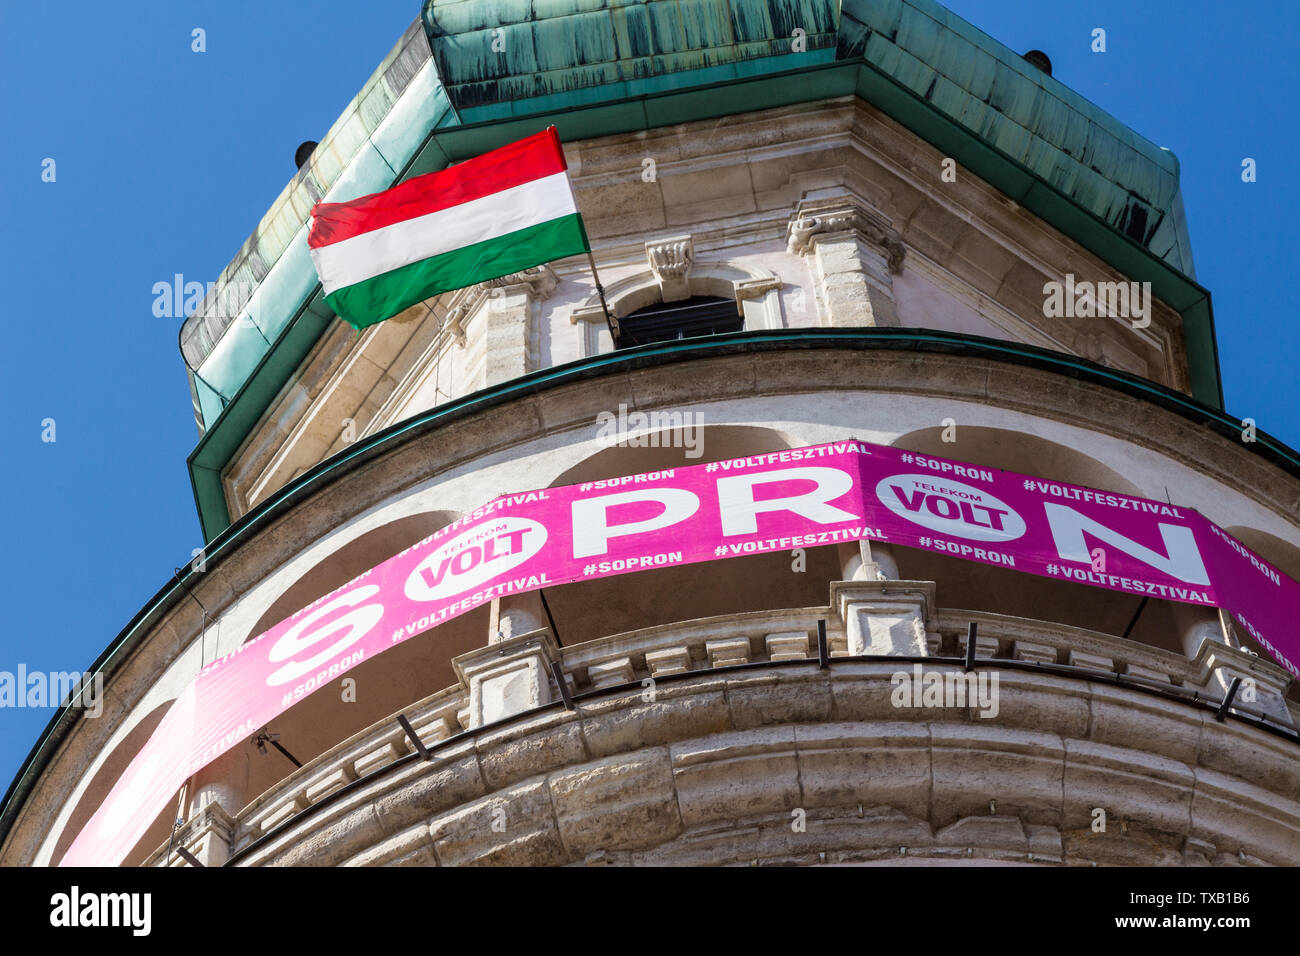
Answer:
[{"left": 62, "top": 439, "right": 1299, "bottom": 865}]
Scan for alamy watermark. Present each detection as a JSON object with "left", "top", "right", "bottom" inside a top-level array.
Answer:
[
  {"left": 153, "top": 273, "right": 258, "bottom": 321},
  {"left": 0, "top": 667, "right": 103, "bottom": 717},
  {"left": 890, "top": 664, "right": 999, "bottom": 718},
  {"left": 594, "top": 403, "right": 705, "bottom": 458},
  {"left": 1043, "top": 274, "right": 1151, "bottom": 329},
  {"left": 50, "top": 886, "right": 150, "bottom": 935}
]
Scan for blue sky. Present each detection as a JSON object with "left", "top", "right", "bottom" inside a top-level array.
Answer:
[{"left": 1, "top": 0, "right": 1296, "bottom": 808}]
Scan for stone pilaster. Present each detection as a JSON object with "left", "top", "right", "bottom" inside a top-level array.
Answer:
[
  {"left": 1190, "top": 637, "right": 1295, "bottom": 726},
  {"left": 830, "top": 579, "right": 936, "bottom": 657},
  {"left": 480, "top": 266, "right": 557, "bottom": 386},
  {"left": 787, "top": 197, "right": 905, "bottom": 328},
  {"left": 453, "top": 628, "right": 563, "bottom": 729}
]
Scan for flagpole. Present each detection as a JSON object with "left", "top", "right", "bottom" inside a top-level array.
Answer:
[{"left": 585, "top": 250, "right": 622, "bottom": 346}]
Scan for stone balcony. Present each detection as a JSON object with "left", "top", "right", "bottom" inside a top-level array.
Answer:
[{"left": 146, "top": 580, "right": 1300, "bottom": 867}]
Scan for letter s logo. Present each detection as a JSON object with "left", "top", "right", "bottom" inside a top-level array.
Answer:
[{"left": 266, "top": 585, "right": 383, "bottom": 687}]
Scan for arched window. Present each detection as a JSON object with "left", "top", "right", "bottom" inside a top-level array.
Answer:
[
  {"left": 572, "top": 261, "right": 783, "bottom": 357},
  {"left": 616, "top": 295, "right": 742, "bottom": 349},
  {"left": 215, "top": 510, "right": 488, "bottom": 816}
]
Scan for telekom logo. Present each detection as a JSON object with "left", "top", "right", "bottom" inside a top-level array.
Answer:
[{"left": 877, "top": 474, "right": 1027, "bottom": 543}]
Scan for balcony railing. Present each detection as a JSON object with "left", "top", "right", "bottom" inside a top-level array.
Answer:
[{"left": 145, "top": 600, "right": 1299, "bottom": 866}]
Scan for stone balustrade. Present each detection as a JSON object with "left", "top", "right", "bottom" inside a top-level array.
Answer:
[
  {"left": 932, "top": 609, "right": 1299, "bottom": 727},
  {"left": 145, "top": 584, "right": 1299, "bottom": 867}
]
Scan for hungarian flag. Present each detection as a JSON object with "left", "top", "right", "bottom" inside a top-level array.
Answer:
[{"left": 308, "top": 126, "right": 589, "bottom": 330}]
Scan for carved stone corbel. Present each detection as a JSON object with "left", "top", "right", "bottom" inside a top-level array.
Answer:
[
  {"left": 645, "top": 234, "right": 695, "bottom": 302},
  {"left": 786, "top": 201, "right": 906, "bottom": 274}
]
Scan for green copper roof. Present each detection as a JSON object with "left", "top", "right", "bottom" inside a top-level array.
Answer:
[
  {"left": 838, "top": 0, "right": 1195, "bottom": 276},
  {"left": 422, "top": 0, "right": 1193, "bottom": 277},
  {"left": 179, "top": 19, "right": 456, "bottom": 430},
  {"left": 181, "top": 0, "right": 1221, "bottom": 541},
  {"left": 422, "top": 0, "right": 841, "bottom": 109}
]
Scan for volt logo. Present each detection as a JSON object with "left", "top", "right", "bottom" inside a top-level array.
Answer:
[
  {"left": 877, "top": 474, "right": 1026, "bottom": 542},
  {"left": 406, "top": 517, "right": 547, "bottom": 601}
]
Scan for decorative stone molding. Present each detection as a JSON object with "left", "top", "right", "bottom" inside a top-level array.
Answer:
[
  {"left": 787, "top": 198, "right": 906, "bottom": 274},
  {"left": 569, "top": 303, "right": 617, "bottom": 357},
  {"left": 440, "top": 264, "right": 558, "bottom": 355},
  {"left": 129, "top": 593, "right": 1300, "bottom": 868},
  {"left": 588, "top": 657, "right": 635, "bottom": 689},
  {"left": 645, "top": 234, "right": 695, "bottom": 302},
  {"left": 732, "top": 274, "right": 787, "bottom": 331},
  {"left": 1011, "top": 640, "right": 1058, "bottom": 665},
  {"left": 440, "top": 264, "right": 559, "bottom": 386},
  {"left": 250, "top": 793, "right": 310, "bottom": 837},
  {"left": 569, "top": 303, "right": 611, "bottom": 325},
  {"left": 228, "top": 662, "right": 1300, "bottom": 867},
  {"left": 304, "top": 766, "right": 357, "bottom": 804},
  {"left": 787, "top": 196, "right": 906, "bottom": 328},
  {"left": 706, "top": 637, "right": 752, "bottom": 668},
  {"left": 1125, "top": 663, "right": 1172, "bottom": 684},
  {"left": 956, "top": 628, "right": 1000, "bottom": 661},
  {"left": 934, "top": 609, "right": 1195, "bottom": 682},
  {"left": 482, "top": 265, "right": 558, "bottom": 298},
  {"left": 1068, "top": 650, "right": 1115, "bottom": 673},
  {"left": 442, "top": 301, "right": 471, "bottom": 348},
  {"left": 766, "top": 632, "right": 810, "bottom": 662},
  {"left": 645, "top": 646, "right": 693, "bottom": 676},
  {"left": 1076, "top": 329, "right": 1148, "bottom": 378},
  {"left": 734, "top": 276, "right": 782, "bottom": 301}
]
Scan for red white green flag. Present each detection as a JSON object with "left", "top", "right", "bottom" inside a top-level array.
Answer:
[{"left": 308, "top": 126, "right": 589, "bottom": 330}]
